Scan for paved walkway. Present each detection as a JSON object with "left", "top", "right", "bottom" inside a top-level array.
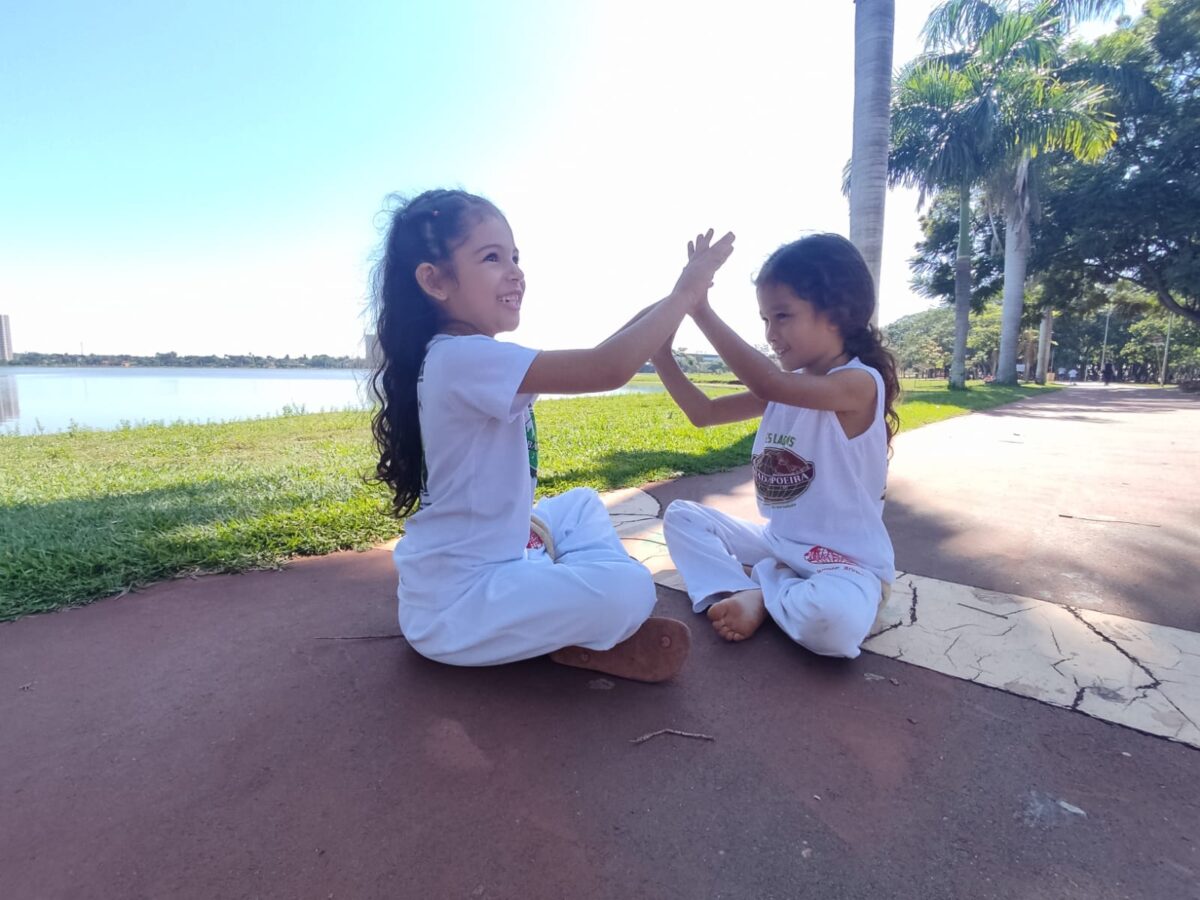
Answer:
[{"left": 3, "top": 385, "right": 1199, "bottom": 899}]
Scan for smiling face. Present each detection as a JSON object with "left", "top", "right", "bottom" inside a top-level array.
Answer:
[
  {"left": 419, "top": 214, "right": 525, "bottom": 337},
  {"left": 757, "top": 282, "right": 846, "bottom": 374}
]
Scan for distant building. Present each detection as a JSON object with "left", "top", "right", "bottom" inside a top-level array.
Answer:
[
  {"left": 0, "top": 314, "right": 11, "bottom": 362},
  {"left": 364, "top": 332, "right": 383, "bottom": 369},
  {"left": 0, "top": 370, "right": 17, "bottom": 426}
]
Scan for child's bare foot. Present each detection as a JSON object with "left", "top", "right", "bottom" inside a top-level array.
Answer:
[
  {"left": 550, "top": 617, "right": 691, "bottom": 683},
  {"left": 707, "top": 589, "right": 766, "bottom": 641}
]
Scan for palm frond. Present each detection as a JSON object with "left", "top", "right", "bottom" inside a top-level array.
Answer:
[
  {"left": 923, "top": 0, "right": 1005, "bottom": 51},
  {"left": 1046, "top": 0, "right": 1124, "bottom": 32},
  {"left": 976, "top": 10, "right": 1060, "bottom": 71}
]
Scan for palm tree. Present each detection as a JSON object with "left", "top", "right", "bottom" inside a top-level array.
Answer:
[
  {"left": 849, "top": 0, "right": 895, "bottom": 324},
  {"left": 889, "top": 57, "right": 1000, "bottom": 388},
  {"left": 921, "top": 0, "right": 1121, "bottom": 384}
]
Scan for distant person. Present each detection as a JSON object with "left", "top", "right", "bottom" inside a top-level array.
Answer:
[
  {"left": 1068, "top": 367, "right": 1078, "bottom": 385},
  {"left": 369, "top": 188, "right": 734, "bottom": 682},
  {"left": 654, "top": 234, "right": 897, "bottom": 659},
  {"left": 1103, "top": 361, "right": 1115, "bottom": 385},
  {"left": 1057, "top": 366, "right": 1066, "bottom": 382}
]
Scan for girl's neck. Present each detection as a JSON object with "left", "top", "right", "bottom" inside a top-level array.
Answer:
[
  {"left": 441, "top": 318, "right": 487, "bottom": 337},
  {"left": 805, "top": 347, "right": 851, "bottom": 376}
]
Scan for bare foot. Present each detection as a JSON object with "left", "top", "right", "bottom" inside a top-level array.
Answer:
[{"left": 707, "top": 589, "right": 766, "bottom": 642}]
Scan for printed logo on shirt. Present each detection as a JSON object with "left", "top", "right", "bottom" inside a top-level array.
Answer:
[
  {"left": 525, "top": 405, "right": 539, "bottom": 479},
  {"left": 753, "top": 447, "right": 815, "bottom": 506},
  {"left": 804, "top": 545, "right": 855, "bottom": 566}
]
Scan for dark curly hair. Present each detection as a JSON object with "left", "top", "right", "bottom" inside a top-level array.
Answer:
[
  {"left": 755, "top": 233, "right": 900, "bottom": 446},
  {"left": 369, "top": 189, "right": 504, "bottom": 516}
]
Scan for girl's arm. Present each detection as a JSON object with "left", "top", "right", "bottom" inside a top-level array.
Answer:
[
  {"left": 649, "top": 340, "right": 766, "bottom": 426},
  {"left": 692, "top": 303, "right": 876, "bottom": 413},
  {"left": 519, "top": 231, "right": 735, "bottom": 395}
]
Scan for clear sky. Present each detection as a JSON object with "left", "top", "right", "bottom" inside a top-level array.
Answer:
[{"left": 0, "top": 1, "right": 1126, "bottom": 358}]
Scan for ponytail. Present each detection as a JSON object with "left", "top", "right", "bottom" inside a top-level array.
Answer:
[{"left": 844, "top": 323, "right": 901, "bottom": 446}]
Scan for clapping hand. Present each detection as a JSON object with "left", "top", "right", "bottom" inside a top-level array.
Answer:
[{"left": 673, "top": 229, "right": 734, "bottom": 309}]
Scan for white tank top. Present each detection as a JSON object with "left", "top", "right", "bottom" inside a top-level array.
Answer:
[{"left": 751, "top": 357, "right": 894, "bottom": 582}]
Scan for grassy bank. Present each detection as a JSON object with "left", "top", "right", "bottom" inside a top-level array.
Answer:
[{"left": 1, "top": 379, "right": 1056, "bottom": 620}]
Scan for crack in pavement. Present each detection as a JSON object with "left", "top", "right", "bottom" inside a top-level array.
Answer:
[
  {"left": 943, "top": 634, "right": 962, "bottom": 660},
  {"left": 1158, "top": 689, "right": 1200, "bottom": 734},
  {"left": 955, "top": 602, "right": 1010, "bottom": 620},
  {"left": 1066, "top": 606, "right": 1162, "bottom": 691}
]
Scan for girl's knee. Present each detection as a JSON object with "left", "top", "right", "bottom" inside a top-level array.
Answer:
[
  {"left": 591, "top": 563, "right": 656, "bottom": 633},
  {"left": 538, "top": 486, "right": 602, "bottom": 520},
  {"left": 772, "top": 580, "right": 875, "bottom": 658},
  {"left": 663, "top": 499, "right": 704, "bottom": 535},
  {"left": 797, "top": 616, "right": 867, "bottom": 658}
]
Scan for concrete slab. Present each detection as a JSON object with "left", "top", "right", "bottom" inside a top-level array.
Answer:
[{"left": 866, "top": 574, "right": 1200, "bottom": 748}]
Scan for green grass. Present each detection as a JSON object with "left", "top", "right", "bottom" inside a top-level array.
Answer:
[
  {"left": 630, "top": 371, "right": 741, "bottom": 385},
  {"left": 0, "top": 379, "right": 1057, "bottom": 620}
]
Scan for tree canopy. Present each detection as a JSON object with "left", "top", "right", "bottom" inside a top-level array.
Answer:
[{"left": 1037, "top": 0, "right": 1200, "bottom": 325}]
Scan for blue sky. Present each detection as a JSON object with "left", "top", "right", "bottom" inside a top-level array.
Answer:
[{"left": 0, "top": 1, "right": 1127, "bottom": 358}]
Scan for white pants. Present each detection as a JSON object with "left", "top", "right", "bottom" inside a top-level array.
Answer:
[
  {"left": 662, "top": 500, "right": 882, "bottom": 659},
  {"left": 399, "top": 488, "right": 656, "bottom": 666}
]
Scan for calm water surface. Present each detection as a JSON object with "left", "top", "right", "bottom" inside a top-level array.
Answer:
[{"left": 0, "top": 367, "right": 663, "bottom": 434}]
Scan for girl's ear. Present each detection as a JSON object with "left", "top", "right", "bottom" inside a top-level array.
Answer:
[{"left": 415, "top": 263, "right": 448, "bottom": 302}]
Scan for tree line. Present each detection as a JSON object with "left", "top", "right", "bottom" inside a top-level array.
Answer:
[
  {"left": 3, "top": 352, "right": 368, "bottom": 369},
  {"left": 884, "top": 295, "right": 1200, "bottom": 383}
]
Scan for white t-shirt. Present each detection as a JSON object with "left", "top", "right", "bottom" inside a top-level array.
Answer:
[
  {"left": 393, "top": 334, "right": 540, "bottom": 602},
  {"left": 751, "top": 357, "right": 894, "bottom": 583}
]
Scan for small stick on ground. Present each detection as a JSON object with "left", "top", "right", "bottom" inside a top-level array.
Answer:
[
  {"left": 1058, "top": 513, "right": 1160, "bottom": 527},
  {"left": 315, "top": 634, "right": 407, "bottom": 641},
  {"left": 630, "top": 728, "right": 715, "bottom": 745}
]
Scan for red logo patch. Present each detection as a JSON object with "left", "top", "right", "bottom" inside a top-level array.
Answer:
[
  {"left": 753, "top": 448, "right": 815, "bottom": 506},
  {"left": 526, "top": 529, "right": 545, "bottom": 551},
  {"left": 804, "top": 545, "right": 854, "bottom": 566}
]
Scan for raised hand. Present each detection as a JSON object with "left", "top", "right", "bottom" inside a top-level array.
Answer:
[
  {"left": 685, "top": 232, "right": 720, "bottom": 316},
  {"left": 673, "top": 229, "right": 734, "bottom": 306}
]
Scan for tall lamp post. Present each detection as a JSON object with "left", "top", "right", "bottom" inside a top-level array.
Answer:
[
  {"left": 1099, "top": 304, "right": 1113, "bottom": 380},
  {"left": 1160, "top": 313, "right": 1174, "bottom": 387}
]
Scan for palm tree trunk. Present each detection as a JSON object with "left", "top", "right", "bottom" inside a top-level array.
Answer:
[
  {"left": 996, "top": 188, "right": 1030, "bottom": 385},
  {"left": 1035, "top": 308, "right": 1053, "bottom": 384},
  {"left": 849, "top": 0, "right": 895, "bottom": 324},
  {"left": 950, "top": 185, "right": 972, "bottom": 389}
]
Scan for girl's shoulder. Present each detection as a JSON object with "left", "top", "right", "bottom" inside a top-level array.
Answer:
[
  {"left": 421, "top": 334, "right": 541, "bottom": 417},
  {"left": 831, "top": 357, "right": 884, "bottom": 389},
  {"left": 425, "top": 333, "right": 504, "bottom": 369},
  {"left": 427, "top": 333, "right": 538, "bottom": 356},
  {"left": 834, "top": 356, "right": 880, "bottom": 375},
  {"left": 426, "top": 332, "right": 492, "bottom": 355}
]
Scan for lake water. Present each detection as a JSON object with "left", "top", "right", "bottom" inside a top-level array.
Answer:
[{"left": 0, "top": 367, "right": 664, "bottom": 434}]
